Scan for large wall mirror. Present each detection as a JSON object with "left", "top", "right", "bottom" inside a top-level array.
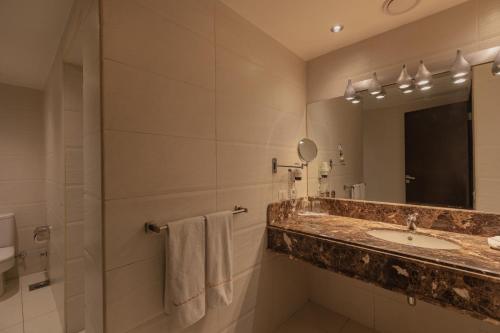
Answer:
[{"left": 307, "top": 62, "right": 500, "bottom": 212}]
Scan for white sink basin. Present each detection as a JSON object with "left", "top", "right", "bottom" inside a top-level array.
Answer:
[
  {"left": 298, "top": 212, "right": 329, "bottom": 217},
  {"left": 367, "top": 229, "right": 461, "bottom": 250}
]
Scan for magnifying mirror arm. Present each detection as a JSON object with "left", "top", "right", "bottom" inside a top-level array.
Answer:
[{"left": 272, "top": 158, "right": 307, "bottom": 174}]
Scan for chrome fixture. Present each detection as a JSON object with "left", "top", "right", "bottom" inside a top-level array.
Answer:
[
  {"left": 144, "top": 206, "right": 248, "bottom": 233},
  {"left": 451, "top": 50, "right": 471, "bottom": 79},
  {"left": 368, "top": 72, "right": 383, "bottom": 95},
  {"left": 406, "top": 212, "right": 419, "bottom": 232},
  {"left": 397, "top": 64, "right": 413, "bottom": 91},
  {"left": 415, "top": 60, "right": 433, "bottom": 88},
  {"left": 330, "top": 24, "right": 344, "bottom": 33},
  {"left": 344, "top": 79, "right": 357, "bottom": 101},
  {"left": 451, "top": 49, "right": 471, "bottom": 84},
  {"left": 493, "top": 50, "right": 500, "bottom": 76}
]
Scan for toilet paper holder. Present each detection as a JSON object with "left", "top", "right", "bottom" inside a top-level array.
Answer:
[{"left": 33, "top": 225, "right": 51, "bottom": 243}]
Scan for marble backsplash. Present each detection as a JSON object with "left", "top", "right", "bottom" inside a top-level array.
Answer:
[{"left": 267, "top": 197, "right": 500, "bottom": 237}]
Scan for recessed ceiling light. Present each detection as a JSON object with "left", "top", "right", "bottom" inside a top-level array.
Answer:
[{"left": 330, "top": 24, "right": 344, "bottom": 33}]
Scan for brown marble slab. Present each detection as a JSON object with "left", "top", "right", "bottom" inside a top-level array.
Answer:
[
  {"left": 266, "top": 198, "right": 500, "bottom": 324},
  {"left": 271, "top": 215, "right": 500, "bottom": 277},
  {"left": 268, "top": 197, "right": 500, "bottom": 237}
]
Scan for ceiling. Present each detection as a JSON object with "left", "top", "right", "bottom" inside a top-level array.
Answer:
[
  {"left": 220, "top": 0, "right": 470, "bottom": 60},
  {"left": 0, "top": 0, "right": 74, "bottom": 90}
]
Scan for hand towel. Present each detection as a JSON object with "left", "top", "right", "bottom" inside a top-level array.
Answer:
[
  {"left": 352, "top": 183, "right": 366, "bottom": 200},
  {"left": 164, "top": 217, "right": 206, "bottom": 329},
  {"left": 488, "top": 236, "right": 500, "bottom": 250},
  {"left": 205, "top": 211, "right": 233, "bottom": 308}
]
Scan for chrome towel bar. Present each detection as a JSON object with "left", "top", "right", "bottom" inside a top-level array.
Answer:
[{"left": 144, "top": 206, "right": 248, "bottom": 234}]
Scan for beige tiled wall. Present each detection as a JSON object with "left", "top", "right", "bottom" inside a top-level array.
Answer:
[
  {"left": 0, "top": 82, "right": 45, "bottom": 277},
  {"left": 63, "top": 64, "right": 85, "bottom": 333},
  {"left": 81, "top": 1, "right": 104, "bottom": 332},
  {"left": 101, "top": 0, "right": 308, "bottom": 332},
  {"left": 473, "top": 63, "right": 500, "bottom": 213},
  {"left": 44, "top": 50, "right": 66, "bottom": 330}
]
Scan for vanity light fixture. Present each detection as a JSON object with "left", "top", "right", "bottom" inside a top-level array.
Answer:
[
  {"left": 493, "top": 50, "right": 500, "bottom": 76},
  {"left": 397, "top": 64, "right": 413, "bottom": 90},
  {"left": 344, "top": 79, "right": 357, "bottom": 101},
  {"left": 415, "top": 60, "right": 433, "bottom": 87},
  {"left": 368, "top": 72, "right": 383, "bottom": 95},
  {"left": 451, "top": 50, "right": 471, "bottom": 79},
  {"left": 330, "top": 24, "right": 344, "bottom": 33}
]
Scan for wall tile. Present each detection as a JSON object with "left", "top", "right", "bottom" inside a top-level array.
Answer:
[
  {"left": 65, "top": 148, "right": 83, "bottom": 185},
  {"left": 216, "top": 184, "right": 272, "bottom": 231},
  {"left": 102, "top": 0, "right": 215, "bottom": 90},
  {"left": 64, "top": 111, "right": 83, "bottom": 147},
  {"left": 105, "top": 256, "right": 164, "bottom": 333},
  {"left": 65, "top": 294, "right": 85, "bottom": 333},
  {"left": 308, "top": 266, "right": 374, "bottom": 328},
  {"left": 104, "top": 190, "right": 216, "bottom": 270},
  {"left": 65, "top": 186, "right": 83, "bottom": 222},
  {"left": 216, "top": 93, "right": 305, "bottom": 146},
  {"left": 0, "top": 154, "right": 44, "bottom": 181},
  {"left": 104, "top": 131, "right": 216, "bottom": 199},
  {"left": 215, "top": 2, "right": 305, "bottom": 87},
  {"left": 66, "top": 221, "right": 84, "bottom": 260},
  {"left": 233, "top": 225, "right": 266, "bottom": 274},
  {"left": 103, "top": 60, "right": 215, "bottom": 139},
  {"left": 66, "top": 257, "right": 85, "bottom": 297},
  {"left": 0, "top": 181, "right": 44, "bottom": 206}
]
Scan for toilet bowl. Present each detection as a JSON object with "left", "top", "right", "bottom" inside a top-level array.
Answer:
[{"left": 0, "top": 213, "right": 15, "bottom": 296}]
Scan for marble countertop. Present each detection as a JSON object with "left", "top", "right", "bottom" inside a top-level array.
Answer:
[{"left": 269, "top": 214, "right": 500, "bottom": 278}]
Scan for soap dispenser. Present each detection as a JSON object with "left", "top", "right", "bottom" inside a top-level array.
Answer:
[
  {"left": 288, "top": 167, "right": 302, "bottom": 199},
  {"left": 318, "top": 161, "right": 331, "bottom": 197}
]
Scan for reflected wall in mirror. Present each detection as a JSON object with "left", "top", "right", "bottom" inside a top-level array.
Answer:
[{"left": 307, "top": 63, "right": 500, "bottom": 212}]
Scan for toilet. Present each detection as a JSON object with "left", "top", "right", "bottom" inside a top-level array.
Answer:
[{"left": 0, "top": 213, "right": 15, "bottom": 296}]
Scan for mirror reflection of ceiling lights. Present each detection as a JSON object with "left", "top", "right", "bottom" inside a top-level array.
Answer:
[{"left": 344, "top": 48, "right": 500, "bottom": 104}]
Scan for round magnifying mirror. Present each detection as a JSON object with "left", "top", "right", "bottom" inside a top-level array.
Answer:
[{"left": 297, "top": 138, "right": 318, "bottom": 163}]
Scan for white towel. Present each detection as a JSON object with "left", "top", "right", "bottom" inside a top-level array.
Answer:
[
  {"left": 352, "top": 183, "right": 366, "bottom": 200},
  {"left": 488, "top": 236, "right": 500, "bottom": 250},
  {"left": 205, "top": 211, "right": 233, "bottom": 308},
  {"left": 164, "top": 217, "right": 206, "bottom": 329}
]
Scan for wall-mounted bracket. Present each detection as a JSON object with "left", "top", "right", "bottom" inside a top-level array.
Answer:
[{"left": 272, "top": 157, "right": 306, "bottom": 174}]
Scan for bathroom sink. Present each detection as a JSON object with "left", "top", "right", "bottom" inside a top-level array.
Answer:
[
  {"left": 367, "top": 229, "right": 461, "bottom": 250},
  {"left": 298, "top": 212, "right": 329, "bottom": 217}
]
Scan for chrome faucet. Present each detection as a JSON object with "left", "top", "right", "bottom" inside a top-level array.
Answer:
[{"left": 406, "top": 213, "right": 419, "bottom": 232}]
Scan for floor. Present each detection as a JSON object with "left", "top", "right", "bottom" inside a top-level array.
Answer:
[
  {"left": 0, "top": 272, "right": 63, "bottom": 333},
  {"left": 275, "top": 302, "right": 376, "bottom": 333}
]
